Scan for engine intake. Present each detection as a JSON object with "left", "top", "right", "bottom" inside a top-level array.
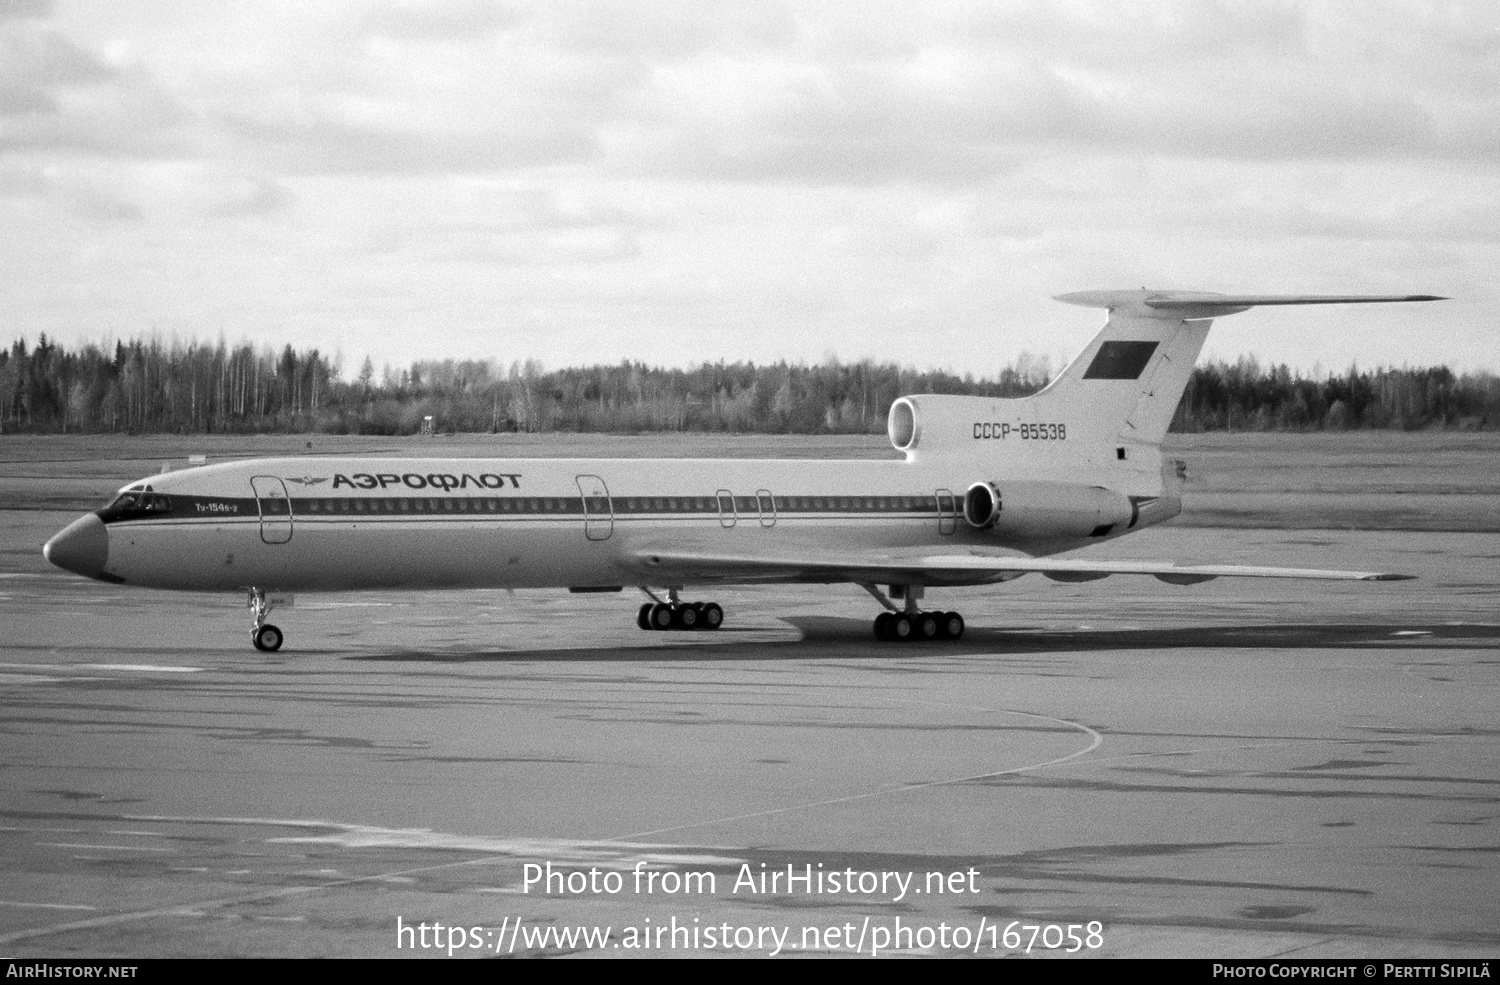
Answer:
[
  {"left": 963, "top": 482, "right": 1001, "bottom": 529},
  {"left": 887, "top": 393, "right": 1008, "bottom": 456},
  {"left": 887, "top": 398, "right": 918, "bottom": 451}
]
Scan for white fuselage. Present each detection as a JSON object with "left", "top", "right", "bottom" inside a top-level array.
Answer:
[{"left": 80, "top": 450, "right": 1176, "bottom": 593}]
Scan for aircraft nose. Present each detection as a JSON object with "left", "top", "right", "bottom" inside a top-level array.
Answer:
[{"left": 44, "top": 513, "right": 109, "bottom": 579}]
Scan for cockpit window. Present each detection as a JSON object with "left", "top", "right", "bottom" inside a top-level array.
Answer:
[{"left": 100, "top": 491, "right": 171, "bottom": 519}]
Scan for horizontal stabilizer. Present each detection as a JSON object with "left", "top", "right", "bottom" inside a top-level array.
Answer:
[
  {"left": 1145, "top": 293, "right": 1446, "bottom": 308},
  {"left": 1056, "top": 289, "right": 1445, "bottom": 320}
]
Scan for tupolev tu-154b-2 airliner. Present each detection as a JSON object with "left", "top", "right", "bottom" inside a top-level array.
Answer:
[{"left": 44, "top": 289, "right": 1442, "bottom": 651}]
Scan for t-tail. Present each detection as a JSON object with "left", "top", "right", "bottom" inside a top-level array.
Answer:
[
  {"left": 889, "top": 289, "right": 1444, "bottom": 467},
  {"left": 885, "top": 289, "right": 1444, "bottom": 539},
  {"left": 1041, "top": 289, "right": 1445, "bottom": 452}
]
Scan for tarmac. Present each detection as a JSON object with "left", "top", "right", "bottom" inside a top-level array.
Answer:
[{"left": 1, "top": 508, "right": 1497, "bottom": 958}]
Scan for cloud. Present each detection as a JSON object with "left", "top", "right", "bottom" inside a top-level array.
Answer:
[
  {"left": 0, "top": 77, "right": 199, "bottom": 159},
  {"left": 427, "top": 225, "right": 642, "bottom": 266},
  {"left": 0, "top": 0, "right": 53, "bottom": 22},
  {"left": 68, "top": 185, "right": 142, "bottom": 221},
  {"left": 353, "top": 183, "right": 649, "bottom": 267},
  {"left": 588, "top": 2, "right": 1500, "bottom": 186},
  {"left": 9, "top": 2, "right": 1500, "bottom": 186},
  {"left": 0, "top": 26, "right": 114, "bottom": 86},
  {"left": 536, "top": 0, "right": 795, "bottom": 59},
  {"left": 0, "top": 160, "right": 47, "bottom": 195},
  {"left": 209, "top": 176, "right": 296, "bottom": 217},
  {"left": 948, "top": 1, "right": 1309, "bottom": 66},
  {"left": 0, "top": 84, "right": 53, "bottom": 115},
  {"left": 0, "top": 157, "right": 296, "bottom": 225},
  {"left": 219, "top": 107, "right": 601, "bottom": 174},
  {"left": 359, "top": 0, "right": 523, "bottom": 41},
  {"left": 0, "top": 21, "right": 201, "bottom": 160}
]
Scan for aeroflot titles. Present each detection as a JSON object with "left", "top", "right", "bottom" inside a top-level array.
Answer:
[{"left": 331, "top": 472, "right": 523, "bottom": 491}]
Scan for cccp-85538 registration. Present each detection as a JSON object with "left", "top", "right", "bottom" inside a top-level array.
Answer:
[{"left": 973, "top": 422, "right": 1067, "bottom": 440}]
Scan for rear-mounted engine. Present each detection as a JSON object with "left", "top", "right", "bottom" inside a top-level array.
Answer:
[
  {"left": 963, "top": 482, "right": 1001, "bottom": 528},
  {"left": 888, "top": 394, "right": 1002, "bottom": 455},
  {"left": 960, "top": 480, "right": 1133, "bottom": 540}
]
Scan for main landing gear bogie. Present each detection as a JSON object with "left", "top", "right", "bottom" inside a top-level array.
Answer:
[
  {"left": 872, "top": 610, "right": 965, "bottom": 642},
  {"left": 862, "top": 584, "right": 965, "bottom": 643},
  {"left": 636, "top": 595, "right": 723, "bottom": 632}
]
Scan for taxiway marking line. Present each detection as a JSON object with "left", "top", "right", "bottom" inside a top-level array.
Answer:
[
  {"left": 608, "top": 705, "right": 1103, "bottom": 842},
  {"left": 36, "top": 843, "right": 173, "bottom": 852}
]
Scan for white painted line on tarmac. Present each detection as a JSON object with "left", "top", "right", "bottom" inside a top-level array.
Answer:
[
  {"left": 0, "top": 662, "right": 202, "bottom": 674},
  {"left": 37, "top": 843, "right": 174, "bottom": 852},
  {"left": 611, "top": 702, "right": 1104, "bottom": 842}
]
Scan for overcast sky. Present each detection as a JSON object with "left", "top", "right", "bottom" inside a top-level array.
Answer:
[{"left": 3, "top": 0, "right": 1496, "bottom": 378}]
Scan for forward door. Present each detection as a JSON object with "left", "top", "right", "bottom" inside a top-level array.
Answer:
[{"left": 250, "top": 476, "right": 294, "bottom": 544}]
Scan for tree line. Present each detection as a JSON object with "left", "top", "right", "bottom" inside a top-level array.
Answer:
[{"left": 1, "top": 335, "right": 1495, "bottom": 435}]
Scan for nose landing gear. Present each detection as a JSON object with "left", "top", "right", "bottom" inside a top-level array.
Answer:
[
  {"left": 636, "top": 589, "right": 724, "bottom": 632},
  {"left": 247, "top": 588, "right": 284, "bottom": 652}
]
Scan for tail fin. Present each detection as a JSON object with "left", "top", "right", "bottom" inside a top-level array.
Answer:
[{"left": 1036, "top": 289, "right": 1443, "bottom": 451}]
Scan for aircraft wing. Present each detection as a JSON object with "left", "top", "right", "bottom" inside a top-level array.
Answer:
[{"left": 628, "top": 548, "right": 1413, "bottom": 585}]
